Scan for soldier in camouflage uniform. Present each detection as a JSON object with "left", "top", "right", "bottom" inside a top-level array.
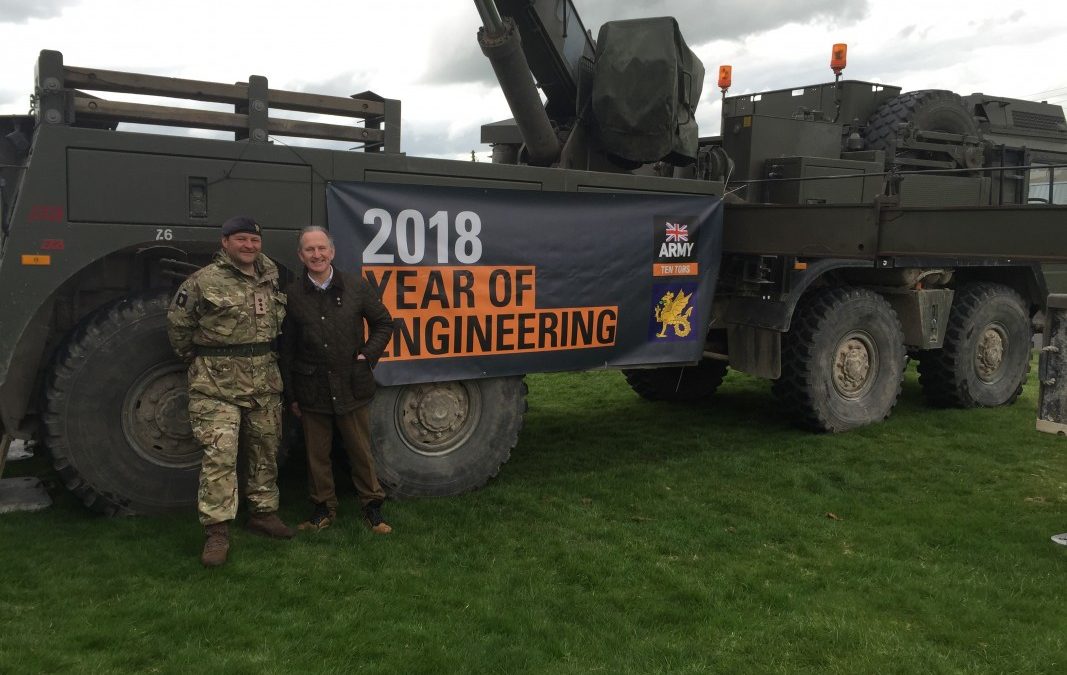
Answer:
[{"left": 167, "top": 215, "right": 296, "bottom": 567}]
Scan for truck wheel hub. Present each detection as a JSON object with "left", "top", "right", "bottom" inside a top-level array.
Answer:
[
  {"left": 122, "top": 363, "right": 199, "bottom": 469},
  {"left": 976, "top": 324, "right": 1007, "bottom": 381},
  {"left": 397, "top": 381, "right": 482, "bottom": 456},
  {"left": 834, "top": 334, "right": 875, "bottom": 398}
]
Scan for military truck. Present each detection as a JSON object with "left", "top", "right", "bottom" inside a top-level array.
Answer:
[
  {"left": 1, "top": 0, "right": 1065, "bottom": 514},
  {"left": 474, "top": 0, "right": 1067, "bottom": 432}
]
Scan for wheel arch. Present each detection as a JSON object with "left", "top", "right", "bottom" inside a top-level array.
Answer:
[
  {"left": 2, "top": 242, "right": 202, "bottom": 432},
  {"left": 724, "top": 259, "right": 872, "bottom": 334},
  {"left": 723, "top": 259, "right": 872, "bottom": 379},
  {"left": 0, "top": 239, "right": 299, "bottom": 437},
  {"left": 951, "top": 264, "right": 1046, "bottom": 316}
]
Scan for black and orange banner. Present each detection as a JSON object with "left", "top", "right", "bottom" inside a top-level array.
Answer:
[{"left": 327, "top": 182, "right": 722, "bottom": 386}]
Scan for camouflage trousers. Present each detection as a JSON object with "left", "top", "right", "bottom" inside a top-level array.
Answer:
[{"left": 188, "top": 394, "right": 282, "bottom": 526}]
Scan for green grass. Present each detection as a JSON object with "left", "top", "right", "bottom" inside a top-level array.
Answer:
[{"left": 2, "top": 364, "right": 1067, "bottom": 674}]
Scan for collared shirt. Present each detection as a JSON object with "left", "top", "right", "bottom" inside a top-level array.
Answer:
[{"left": 308, "top": 265, "right": 334, "bottom": 291}]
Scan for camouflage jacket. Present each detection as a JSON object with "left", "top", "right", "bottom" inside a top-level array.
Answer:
[{"left": 167, "top": 251, "right": 286, "bottom": 406}]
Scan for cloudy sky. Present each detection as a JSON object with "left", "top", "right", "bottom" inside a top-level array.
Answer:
[{"left": 1, "top": 0, "right": 1064, "bottom": 160}]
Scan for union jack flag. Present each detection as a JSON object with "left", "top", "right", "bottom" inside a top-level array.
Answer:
[{"left": 665, "top": 222, "right": 688, "bottom": 242}]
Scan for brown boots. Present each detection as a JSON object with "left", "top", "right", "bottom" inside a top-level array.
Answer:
[
  {"left": 201, "top": 522, "right": 230, "bottom": 567},
  {"left": 363, "top": 500, "right": 393, "bottom": 535},
  {"left": 200, "top": 513, "right": 295, "bottom": 567},
  {"left": 298, "top": 502, "right": 336, "bottom": 531},
  {"left": 245, "top": 511, "right": 297, "bottom": 539},
  {"left": 296, "top": 502, "right": 394, "bottom": 534}
]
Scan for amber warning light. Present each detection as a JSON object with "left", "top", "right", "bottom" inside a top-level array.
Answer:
[
  {"left": 830, "top": 43, "right": 847, "bottom": 75},
  {"left": 717, "top": 65, "right": 732, "bottom": 91}
]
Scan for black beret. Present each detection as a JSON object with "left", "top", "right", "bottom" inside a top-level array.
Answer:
[{"left": 221, "top": 215, "right": 261, "bottom": 237}]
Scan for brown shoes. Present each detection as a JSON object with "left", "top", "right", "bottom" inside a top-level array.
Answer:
[
  {"left": 297, "top": 502, "right": 393, "bottom": 534},
  {"left": 298, "top": 503, "right": 336, "bottom": 531},
  {"left": 245, "top": 511, "right": 297, "bottom": 539},
  {"left": 363, "top": 500, "right": 393, "bottom": 534},
  {"left": 201, "top": 522, "right": 230, "bottom": 567}
]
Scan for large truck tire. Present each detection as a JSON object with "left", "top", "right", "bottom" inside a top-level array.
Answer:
[
  {"left": 623, "top": 360, "right": 728, "bottom": 401},
  {"left": 864, "top": 89, "right": 982, "bottom": 170},
  {"left": 369, "top": 376, "right": 527, "bottom": 498},
  {"left": 773, "top": 287, "right": 906, "bottom": 432},
  {"left": 45, "top": 294, "right": 200, "bottom": 515},
  {"left": 916, "top": 282, "right": 1031, "bottom": 408}
]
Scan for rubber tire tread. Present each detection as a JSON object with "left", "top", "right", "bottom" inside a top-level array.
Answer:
[
  {"left": 370, "top": 376, "right": 527, "bottom": 498},
  {"left": 864, "top": 89, "right": 979, "bottom": 168},
  {"left": 623, "top": 361, "right": 729, "bottom": 402},
  {"left": 916, "top": 282, "right": 1031, "bottom": 408},
  {"left": 45, "top": 293, "right": 194, "bottom": 516},
  {"left": 773, "top": 287, "right": 905, "bottom": 432}
]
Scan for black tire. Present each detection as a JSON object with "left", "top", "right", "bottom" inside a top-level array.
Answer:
[
  {"left": 916, "top": 283, "right": 1031, "bottom": 408},
  {"left": 864, "top": 90, "right": 982, "bottom": 170},
  {"left": 45, "top": 294, "right": 200, "bottom": 515},
  {"left": 773, "top": 287, "right": 906, "bottom": 432},
  {"left": 369, "top": 375, "right": 527, "bottom": 498},
  {"left": 622, "top": 360, "right": 728, "bottom": 402}
]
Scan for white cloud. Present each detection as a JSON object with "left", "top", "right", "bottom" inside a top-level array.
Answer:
[
  {"left": 1, "top": 0, "right": 1065, "bottom": 152},
  {"left": 0, "top": 0, "right": 80, "bottom": 24}
]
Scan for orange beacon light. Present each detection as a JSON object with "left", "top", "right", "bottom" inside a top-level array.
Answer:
[
  {"left": 830, "top": 43, "right": 847, "bottom": 76},
  {"left": 718, "top": 65, "right": 732, "bottom": 91}
]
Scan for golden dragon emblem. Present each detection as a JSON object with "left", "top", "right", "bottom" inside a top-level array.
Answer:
[{"left": 655, "top": 289, "right": 693, "bottom": 338}]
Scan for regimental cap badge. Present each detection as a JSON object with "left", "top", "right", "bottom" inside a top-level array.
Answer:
[{"left": 221, "top": 215, "right": 261, "bottom": 237}]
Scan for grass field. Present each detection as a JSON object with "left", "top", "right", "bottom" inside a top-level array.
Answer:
[{"left": 2, "top": 364, "right": 1066, "bottom": 673}]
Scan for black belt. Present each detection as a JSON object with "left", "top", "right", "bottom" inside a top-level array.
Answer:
[{"left": 196, "top": 342, "right": 274, "bottom": 357}]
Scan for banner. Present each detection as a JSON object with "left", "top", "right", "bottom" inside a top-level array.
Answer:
[{"left": 327, "top": 182, "right": 722, "bottom": 386}]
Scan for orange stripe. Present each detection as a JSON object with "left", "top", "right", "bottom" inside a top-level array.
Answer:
[
  {"left": 364, "top": 265, "right": 537, "bottom": 317},
  {"left": 21, "top": 254, "right": 51, "bottom": 266},
  {"left": 652, "top": 262, "right": 698, "bottom": 277}
]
